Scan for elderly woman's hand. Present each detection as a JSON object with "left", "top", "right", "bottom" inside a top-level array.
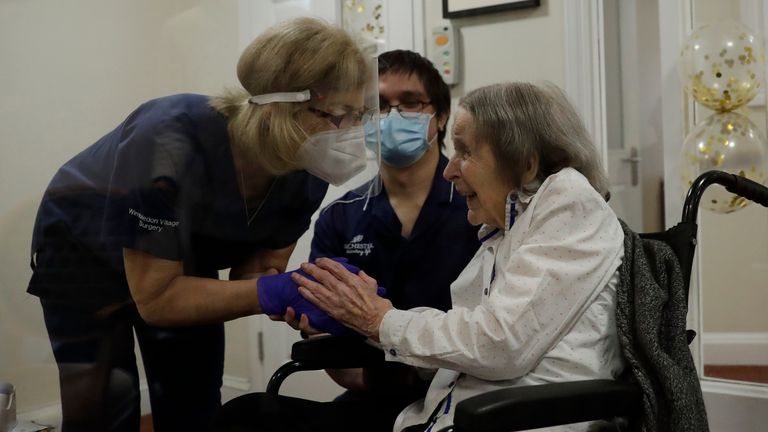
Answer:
[
  {"left": 269, "top": 306, "right": 323, "bottom": 336},
  {"left": 292, "top": 257, "right": 393, "bottom": 341}
]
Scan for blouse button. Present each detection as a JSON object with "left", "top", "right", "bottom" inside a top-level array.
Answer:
[
  {"left": 484, "top": 288, "right": 489, "bottom": 295},
  {"left": 389, "top": 348, "right": 397, "bottom": 356}
]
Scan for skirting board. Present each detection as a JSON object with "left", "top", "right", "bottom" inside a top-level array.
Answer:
[
  {"left": 702, "top": 332, "right": 768, "bottom": 366},
  {"left": 16, "top": 374, "right": 253, "bottom": 430},
  {"left": 702, "top": 379, "right": 768, "bottom": 399}
]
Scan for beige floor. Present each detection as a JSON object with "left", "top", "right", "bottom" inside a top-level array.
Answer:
[{"left": 140, "top": 415, "right": 153, "bottom": 432}]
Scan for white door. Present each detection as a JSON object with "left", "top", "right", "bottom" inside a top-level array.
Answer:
[
  {"left": 235, "top": 0, "right": 424, "bottom": 401},
  {"left": 563, "top": 0, "right": 655, "bottom": 234},
  {"left": 231, "top": 0, "right": 344, "bottom": 402}
]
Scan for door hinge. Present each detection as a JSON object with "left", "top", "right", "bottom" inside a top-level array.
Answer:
[{"left": 257, "top": 330, "right": 264, "bottom": 363}]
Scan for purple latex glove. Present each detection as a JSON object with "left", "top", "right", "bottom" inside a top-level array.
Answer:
[{"left": 257, "top": 257, "right": 362, "bottom": 335}]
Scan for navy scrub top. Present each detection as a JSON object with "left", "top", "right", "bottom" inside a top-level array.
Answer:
[
  {"left": 29, "top": 94, "right": 328, "bottom": 305},
  {"left": 310, "top": 154, "right": 480, "bottom": 312}
]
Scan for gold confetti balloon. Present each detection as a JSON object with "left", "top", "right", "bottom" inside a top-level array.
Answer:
[
  {"left": 680, "top": 111, "right": 768, "bottom": 213},
  {"left": 679, "top": 21, "right": 765, "bottom": 112}
]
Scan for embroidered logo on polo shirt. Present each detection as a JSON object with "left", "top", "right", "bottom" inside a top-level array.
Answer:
[{"left": 344, "top": 234, "right": 374, "bottom": 256}]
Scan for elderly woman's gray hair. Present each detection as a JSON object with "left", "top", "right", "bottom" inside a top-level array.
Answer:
[{"left": 458, "top": 82, "right": 609, "bottom": 198}]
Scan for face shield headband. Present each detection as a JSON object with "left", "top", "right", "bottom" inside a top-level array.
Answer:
[
  {"left": 247, "top": 90, "right": 311, "bottom": 105},
  {"left": 246, "top": 57, "right": 381, "bottom": 198}
]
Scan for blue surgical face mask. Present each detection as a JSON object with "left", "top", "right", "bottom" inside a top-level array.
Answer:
[{"left": 365, "top": 110, "right": 435, "bottom": 168}]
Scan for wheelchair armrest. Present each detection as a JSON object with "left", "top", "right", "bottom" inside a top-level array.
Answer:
[
  {"left": 452, "top": 379, "right": 642, "bottom": 432},
  {"left": 291, "top": 334, "right": 384, "bottom": 368},
  {"left": 266, "top": 335, "right": 384, "bottom": 394}
]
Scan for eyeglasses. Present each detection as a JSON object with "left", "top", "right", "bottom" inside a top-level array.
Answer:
[
  {"left": 379, "top": 100, "right": 432, "bottom": 117},
  {"left": 308, "top": 107, "right": 367, "bottom": 128}
]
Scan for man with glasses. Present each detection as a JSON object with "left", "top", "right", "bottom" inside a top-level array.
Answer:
[{"left": 306, "top": 49, "right": 481, "bottom": 431}]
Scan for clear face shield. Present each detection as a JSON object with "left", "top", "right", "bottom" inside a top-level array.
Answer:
[{"left": 249, "top": 56, "right": 381, "bottom": 198}]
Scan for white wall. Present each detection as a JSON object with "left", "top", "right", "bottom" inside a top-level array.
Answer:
[
  {"left": 0, "top": 0, "right": 242, "bottom": 415},
  {"left": 424, "top": 0, "right": 566, "bottom": 152}
]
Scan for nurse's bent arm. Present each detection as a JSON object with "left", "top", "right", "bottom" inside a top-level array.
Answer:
[
  {"left": 123, "top": 247, "right": 278, "bottom": 326},
  {"left": 229, "top": 243, "right": 296, "bottom": 280}
]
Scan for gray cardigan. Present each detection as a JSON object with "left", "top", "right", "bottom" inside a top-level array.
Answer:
[{"left": 615, "top": 221, "right": 709, "bottom": 432}]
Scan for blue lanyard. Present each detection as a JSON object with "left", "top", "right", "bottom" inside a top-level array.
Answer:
[
  {"left": 479, "top": 228, "right": 500, "bottom": 243},
  {"left": 508, "top": 194, "right": 517, "bottom": 229},
  {"left": 424, "top": 392, "right": 453, "bottom": 432},
  {"left": 424, "top": 375, "right": 460, "bottom": 432},
  {"left": 478, "top": 230, "right": 499, "bottom": 293}
]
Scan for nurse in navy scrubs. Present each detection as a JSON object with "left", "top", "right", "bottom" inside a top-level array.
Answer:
[{"left": 27, "top": 17, "right": 378, "bottom": 432}]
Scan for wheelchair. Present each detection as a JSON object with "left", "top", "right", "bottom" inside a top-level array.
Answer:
[{"left": 260, "top": 170, "right": 768, "bottom": 431}]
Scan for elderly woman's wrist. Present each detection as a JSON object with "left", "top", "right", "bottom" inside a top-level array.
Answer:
[{"left": 367, "top": 304, "right": 394, "bottom": 341}]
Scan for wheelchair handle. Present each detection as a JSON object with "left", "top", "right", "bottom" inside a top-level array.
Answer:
[
  {"left": 729, "top": 174, "right": 768, "bottom": 206},
  {"left": 682, "top": 170, "right": 768, "bottom": 224}
]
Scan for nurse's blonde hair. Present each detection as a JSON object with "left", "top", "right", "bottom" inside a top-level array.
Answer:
[
  {"left": 210, "top": 17, "right": 370, "bottom": 175},
  {"left": 459, "top": 82, "right": 609, "bottom": 198}
]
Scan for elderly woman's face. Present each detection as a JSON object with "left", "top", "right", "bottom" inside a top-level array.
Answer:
[{"left": 444, "top": 108, "right": 512, "bottom": 228}]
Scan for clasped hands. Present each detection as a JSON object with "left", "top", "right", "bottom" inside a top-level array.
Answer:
[{"left": 257, "top": 257, "right": 392, "bottom": 338}]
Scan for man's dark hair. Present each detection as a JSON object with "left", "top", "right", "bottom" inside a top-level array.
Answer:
[{"left": 378, "top": 50, "right": 451, "bottom": 149}]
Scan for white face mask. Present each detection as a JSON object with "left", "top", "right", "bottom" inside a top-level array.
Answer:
[{"left": 296, "top": 126, "right": 367, "bottom": 186}]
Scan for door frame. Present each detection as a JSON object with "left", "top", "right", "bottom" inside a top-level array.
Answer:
[
  {"left": 565, "top": 0, "right": 768, "bottom": 400},
  {"left": 563, "top": 0, "right": 608, "bottom": 171},
  {"left": 235, "top": 0, "right": 345, "bottom": 394}
]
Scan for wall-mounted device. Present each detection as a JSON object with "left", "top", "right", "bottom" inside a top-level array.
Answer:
[{"left": 429, "top": 24, "right": 459, "bottom": 86}]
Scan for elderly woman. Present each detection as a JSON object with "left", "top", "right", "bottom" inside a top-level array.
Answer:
[{"left": 294, "top": 82, "right": 625, "bottom": 432}]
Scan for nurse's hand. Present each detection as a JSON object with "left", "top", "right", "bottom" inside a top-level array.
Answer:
[
  {"left": 257, "top": 259, "right": 362, "bottom": 335},
  {"left": 294, "top": 257, "right": 393, "bottom": 341},
  {"left": 270, "top": 306, "right": 322, "bottom": 336},
  {"left": 257, "top": 259, "right": 361, "bottom": 316}
]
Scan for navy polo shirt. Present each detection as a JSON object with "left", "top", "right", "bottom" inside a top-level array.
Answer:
[
  {"left": 29, "top": 94, "right": 328, "bottom": 304},
  {"left": 311, "top": 154, "right": 480, "bottom": 312}
]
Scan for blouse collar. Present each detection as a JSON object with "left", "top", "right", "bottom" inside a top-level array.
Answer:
[{"left": 503, "top": 178, "right": 541, "bottom": 232}]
